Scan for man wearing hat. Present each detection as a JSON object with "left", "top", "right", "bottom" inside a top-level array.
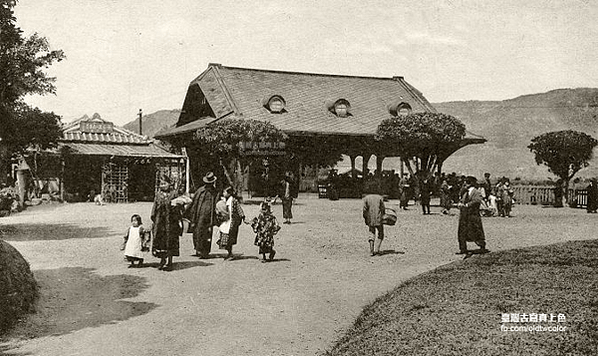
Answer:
[
  {"left": 188, "top": 172, "right": 220, "bottom": 258},
  {"left": 456, "top": 176, "right": 488, "bottom": 255}
]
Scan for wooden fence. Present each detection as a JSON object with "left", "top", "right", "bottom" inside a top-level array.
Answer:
[
  {"left": 569, "top": 189, "right": 587, "bottom": 209},
  {"left": 512, "top": 185, "right": 555, "bottom": 205},
  {"left": 511, "top": 185, "right": 588, "bottom": 208}
]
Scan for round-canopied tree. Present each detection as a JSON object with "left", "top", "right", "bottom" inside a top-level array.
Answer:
[
  {"left": 528, "top": 130, "right": 598, "bottom": 205},
  {"left": 375, "top": 112, "right": 466, "bottom": 180},
  {"left": 194, "top": 119, "right": 288, "bottom": 195}
]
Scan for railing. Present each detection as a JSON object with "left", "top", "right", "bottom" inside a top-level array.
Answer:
[
  {"left": 512, "top": 185, "right": 555, "bottom": 205},
  {"left": 512, "top": 185, "right": 588, "bottom": 208},
  {"left": 569, "top": 189, "right": 587, "bottom": 209}
]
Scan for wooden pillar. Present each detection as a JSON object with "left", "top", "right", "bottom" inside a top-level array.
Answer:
[
  {"left": 362, "top": 154, "right": 371, "bottom": 178},
  {"left": 183, "top": 147, "right": 190, "bottom": 195},
  {"left": 60, "top": 158, "right": 65, "bottom": 202},
  {"left": 376, "top": 155, "right": 385, "bottom": 176},
  {"left": 399, "top": 157, "right": 404, "bottom": 176}
]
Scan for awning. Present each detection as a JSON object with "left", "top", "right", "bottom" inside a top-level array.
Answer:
[
  {"left": 154, "top": 118, "right": 215, "bottom": 139},
  {"left": 59, "top": 142, "right": 184, "bottom": 159}
]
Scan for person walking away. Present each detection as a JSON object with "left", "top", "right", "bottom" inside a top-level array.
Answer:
[
  {"left": 122, "top": 214, "right": 150, "bottom": 268},
  {"left": 587, "top": 179, "right": 598, "bottom": 213},
  {"left": 251, "top": 200, "right": 281, "bottom": 262},
  {"left": 457, "top": 176, "right": 488, "bottom": 255},
  {"left": 420, "top": 178, "right": 432, "bottom": 215},
  {"left": 188, "top": 172, "right": 220, "bottom": 259},
  {"left": 151, "top": 177, "right": 185, "bottom": 271},
  {"left": 363, "top": 191, "right": 385, "bottom": 256}
]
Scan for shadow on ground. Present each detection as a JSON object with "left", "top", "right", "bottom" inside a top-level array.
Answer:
[
  {"left": 0, "top": 344, "right": 33, "bottom": 356},
  {"left": 1, "top": 267, "right": 158, "bottom": 342},
  {"left": 0, "top": 344, "right": 32, "bottom": 356},
  {"left": 376, "top": 250, "right": 404, "bottom": 256},
  {"left": 0, "top": 224, "right": 113, "bottom": 241}
]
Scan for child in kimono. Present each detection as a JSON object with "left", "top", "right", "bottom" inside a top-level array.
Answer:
[
  {"left": 122, "top": 214, "right": 150, "bottom": 268},
  {"left": 251, "top": 200, "right": 281, "bottom": 262}
]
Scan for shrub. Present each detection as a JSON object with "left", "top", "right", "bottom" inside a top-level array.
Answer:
[{"left": 0, "top": 240, "right": 38, "bottom": 333}]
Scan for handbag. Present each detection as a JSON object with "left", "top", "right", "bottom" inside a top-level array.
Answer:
[{"left": 382, "top": 207, "right": 397, "bottom": 226}]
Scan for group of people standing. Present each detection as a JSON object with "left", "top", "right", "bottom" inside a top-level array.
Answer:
[{"left": 122, "top": 171, "right": 286, "bottom": 270}]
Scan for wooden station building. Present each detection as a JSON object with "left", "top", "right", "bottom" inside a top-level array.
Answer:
[{"left": 156, "top": 63, "right": 485, "bottom": 194}]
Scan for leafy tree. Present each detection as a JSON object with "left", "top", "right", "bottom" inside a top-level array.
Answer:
[
  {"left": 528, "top": 130, "right": 598, "bottom": 205},
  {"left": 194, "top": 119, "right": 288, "bottom": 195},
  {"left": 375, "top": 112, "right": 466, "bottom": 180},
  {"left": 0, "top": 0, "right": 65, "bottom": 183},
  {"left": 287, "top": 136, "right": 345, "bottom": 168}
]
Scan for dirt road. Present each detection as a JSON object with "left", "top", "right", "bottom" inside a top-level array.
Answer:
[{"left": 1, "top": 197, "right": 592, "bottom": 356}]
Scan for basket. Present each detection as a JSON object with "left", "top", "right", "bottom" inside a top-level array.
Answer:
[{"left": 382, "top": 207, "right": 397, "bottom": 226}]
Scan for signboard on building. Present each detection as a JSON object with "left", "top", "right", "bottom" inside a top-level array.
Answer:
[{"left": 80, "top": 122, "right": 114, "bottom": 133}]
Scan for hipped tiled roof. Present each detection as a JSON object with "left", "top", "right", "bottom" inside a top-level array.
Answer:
[
  {"left": 59, "top": 142, "right": 183, "bottom": 159},
  {"left": 158, "top": 64, "right": 441, "bottom": 138},
  {"left": 63, "top": 131, "right": 147, "bottom": 144},
  {"left": 62, "top": 116, "right": 149, "bottom": 144},
  {"left": 59, "top": 116, "right": 182, "bottom": 159},
  {"left": 208, "top": 65, "right": 436, "bottom": 135}
]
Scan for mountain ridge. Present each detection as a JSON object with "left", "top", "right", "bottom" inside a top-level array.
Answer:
[{"left": 115, "top": 88, "right": 598, "bottom": 180}]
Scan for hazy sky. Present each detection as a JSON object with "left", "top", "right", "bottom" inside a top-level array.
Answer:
[{"left": 14, "top": 0, "right": 598, "bottom": 126}]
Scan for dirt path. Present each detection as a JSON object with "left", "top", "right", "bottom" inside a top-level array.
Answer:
[{"left": 1, "top": 197, "right": 592, "bottom": 356}]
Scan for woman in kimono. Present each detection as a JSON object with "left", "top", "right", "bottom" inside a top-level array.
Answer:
[
  {"left": 217, "top": 187, "right": 245, "bottom": 260},
  {"left": 151, "top": 177, "right": 185, "bottom": 271},
  {"left": 251, "top": 200, "right": 281, "bottom": 262}
]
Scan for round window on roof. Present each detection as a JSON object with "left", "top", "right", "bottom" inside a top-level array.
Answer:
[
  {"left": 333, "top": 99, "right": 351, "bottom": 118},
  {"left": 267, "top": 96, "right": 285, "bottom": 113},
  {"left": 388, "top": 102, "right": 412, "bottom": 117},
  {"left": 398, "top": 103, "right": 412, "bottom": 116},
  {"left": 335, "top": 103, "right": 347, "bottom": 117}
]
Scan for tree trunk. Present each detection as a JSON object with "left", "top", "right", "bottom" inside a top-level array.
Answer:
[
  {"left": 0, "top": 146, "right": 11, "bottom": 186},
  {"left": 220, "top": 158, "right": 244, "bottom": 199},
  {"left": 564, "top": 178, "right": 570, "bottom": 207}
]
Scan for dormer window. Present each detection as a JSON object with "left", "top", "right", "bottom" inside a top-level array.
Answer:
[
  {"left": 388, "top": 102, "right": 412, "bottom": 117},
  {"left": 328, "top": 99, "right": 351, "bottom": 118},
  {"left": 398, "top": 103, "right": 412, "bottom": 116},
  {"left": 263, "top": 95, "right": 286, "bottom": 113}
]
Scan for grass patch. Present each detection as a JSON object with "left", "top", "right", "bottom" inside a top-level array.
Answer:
[{"left": 324, "top": 240, "right": 598, "bottom": 356}]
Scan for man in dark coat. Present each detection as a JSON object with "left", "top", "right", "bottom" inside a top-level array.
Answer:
[
  {"left": 457, "top": 176, "right": 488, "bottom": 254},
  {"left": 587, "top": 178, "right": 598, "bottom": 213},
  {"left": 188, "top": 172, "right": 220, "bottom": 258}
]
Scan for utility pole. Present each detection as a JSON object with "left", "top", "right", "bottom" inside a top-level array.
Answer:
[{"left": 138, "top": 109, "right": 143, "bottom": 135}]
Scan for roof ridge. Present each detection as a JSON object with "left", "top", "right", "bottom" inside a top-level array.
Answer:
[
  {"left": 114, "top": 125, "right": 150, "bottom": 141},
  {"left": 394, "top": 77, "right": 437, "bottom": 113},
  {"left": 211, "top": 65, "right": 242, "bottom": 116},
  {"left": 217, "top": 64, "right": 402, "bottom": 81}
]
